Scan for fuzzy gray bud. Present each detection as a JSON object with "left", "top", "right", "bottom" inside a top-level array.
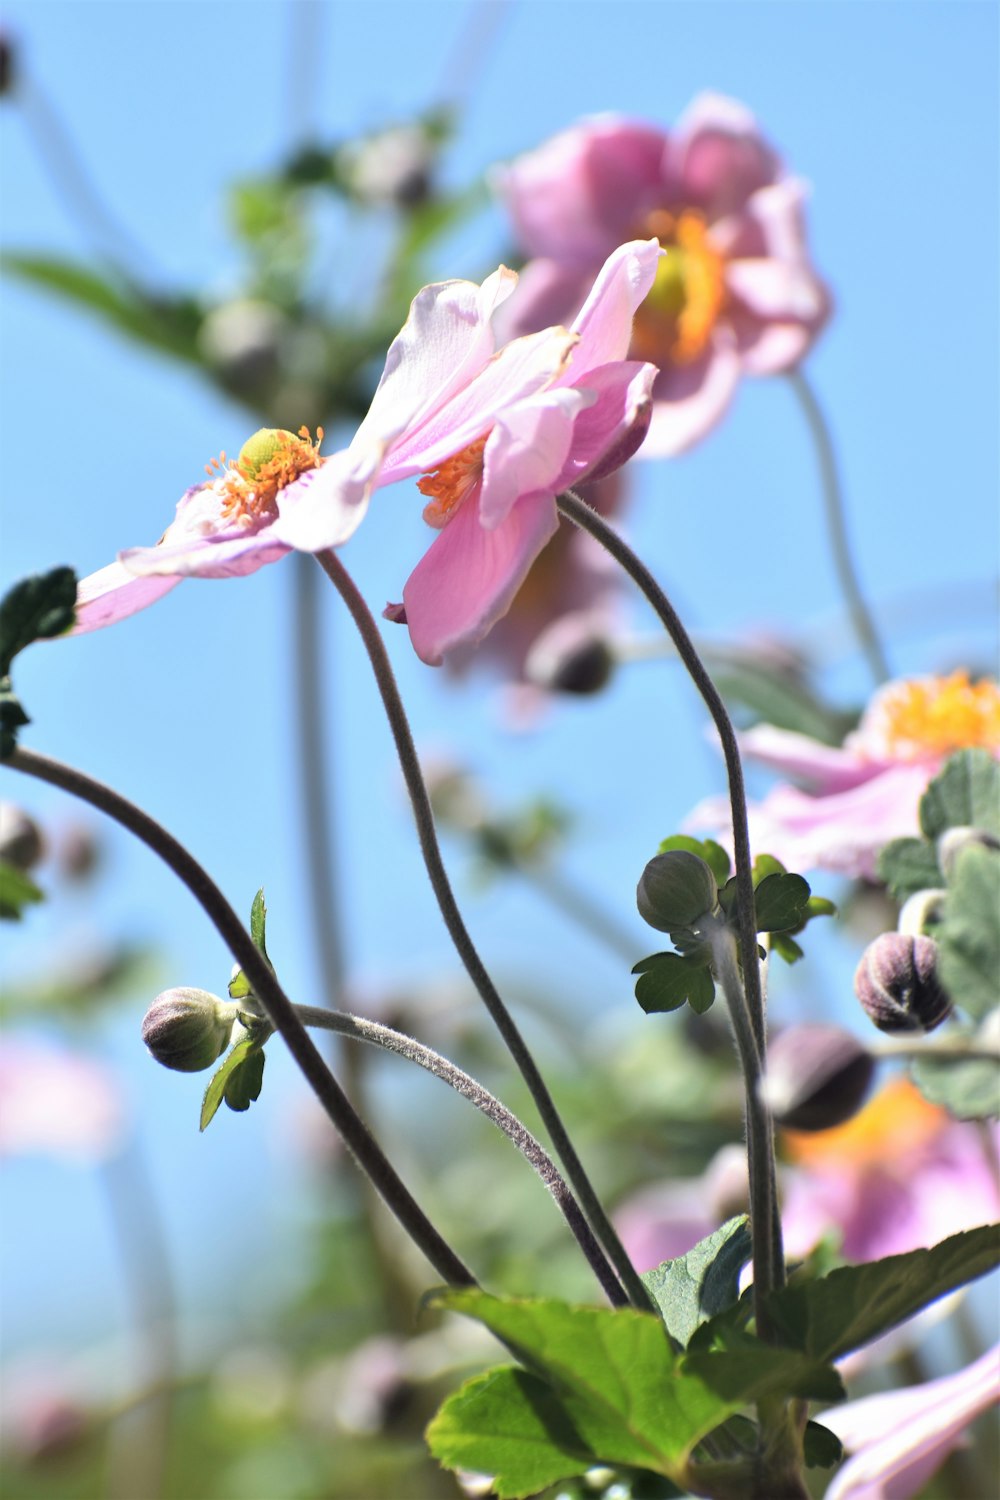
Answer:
[
  {"left": 637, "top": 850, "right": 719, "bottom": 932},
  {"left": 854, "top": 932, "right": 952, "bottom": 1033},
  {"left": 141, "top": 988, "right": 237, "bottom": 1072},
  {"left": 762, "top": 1024, "right": 875, "bottom": 1131}
]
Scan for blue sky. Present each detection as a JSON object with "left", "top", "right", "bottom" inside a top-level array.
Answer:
[{"left": 1, "top": 1, "right": 997, "bottom": 1353}]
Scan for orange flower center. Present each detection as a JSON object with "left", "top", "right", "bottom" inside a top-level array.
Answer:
[
  {"left": 876, "top": 672, "right": 1000, "bottom": 760},
  {"left": 783, "top": 1077, "right": 947, "bottom": 1171},
  {"left": 207, "top": 426, "right": 324, "bottom": 526},
  {"left": 631, "top": 209, "right": 727, "bottom": 367},
  {"left": 416, "top": 433, "right": 489, "bottom": 529}
]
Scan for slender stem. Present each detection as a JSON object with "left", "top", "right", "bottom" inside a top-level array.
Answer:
[
  {"left": 708, "top": 926, "right": 782, "bottom": 1337},
  {"left": 315, "top": 549, "right": 651, "bottom": 1314},
  {"left": 786, "top": 369, "right": 890, "bottom": 686},
  {"left": 556, "top": 490, "right": 785, "bottom": 1324},
  {"left": 289, "top": 1005, "right": 627, "bottom": 1307},
  {"left": 5, "top": 746, "right": 475, "bottom": 1291}
]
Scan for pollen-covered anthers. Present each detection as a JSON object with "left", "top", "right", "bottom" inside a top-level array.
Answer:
[
  {"left": 417, "top": 433, "right": 489, "bottom": 529},
  {"left": 632, "top": 208, "right": 726, "bottom": 366},
  {"left": 872, "top": 672, "right": 1000, "bottom": 761},
  {"left": 206, "top": 426, "right": 324, "bottom": 526}
]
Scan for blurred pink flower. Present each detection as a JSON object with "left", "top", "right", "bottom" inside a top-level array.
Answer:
[
  {"left": 75, "top": 243, "right": 659, "bottom": 665},
  {"left": 821, "top": 1344, "right": 999, "bottom": 1500},
  {"left": 615, "top": 1145, "right": 749, "bottom": 1271},
  {"left": 497, "top": 97, "right": 830, "bottom": 456},
  {"left": 781, "top": 1078, "right": 1000, "bottom": 1264},
  {"left": 687, "top": 671, "right": 1000, "bottom": 878},
  {"left": 0, "top": 1038, "right": 126, "bottom": 1162}
]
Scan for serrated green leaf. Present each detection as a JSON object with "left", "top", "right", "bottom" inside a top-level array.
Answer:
[
  {"left": 752, "top": 853, "right": 788, "bottom": 883},
  {"left": 752, "top": 873, "right": 812, "bottom": 932},
  {"left": 770, "top": 932, "right": 805, "bottom": 964},
  {"left": 764, "top": 1224, "right": 1000, "bottom": 1362},
  {"left": 250, "top": 887, "right": 268, "bottom": 957},
  {"left": 641, "top": 1218, "right": 751, "bottom": 1347},
  {"left": 911, "top": 1052, "right": 1000, "bottom": 1120},
  {"left": 684, "top": 1346, "right": 843, "bottom": 1405},
  {"left": 802, "top": 1420, "right": 842, "bottom": 1469},
  {"left": 0, "top": 860, "right": 44, "bottom": 920},
  {"left": 658, "top": 835, "right": 731, "bottom": 887},
  {"left": 429, "top": 1290, "right": 738, "bottom": 1482},
  {"left": 877, "top": 836, "right": 944, "bottom": 901},
  {"left": 228, "top": 970, "right": 251, "bottom": 1000},
  {"left": 919, "top": 750, "right": 1000, "bottom": 841},
  {"left": 635, "top": 954, "right": 715, "bottom": 1015},
  {"left": 201, "top": 1037, "right": 265, "bottom": 1129},
  {"left": 0, "top": 567, "right": 78, "bottom": 676},
  {"left": 938, "top": 845, "right": 1000, "bottom": 1020}
]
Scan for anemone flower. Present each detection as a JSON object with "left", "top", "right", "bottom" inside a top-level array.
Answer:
[
  {"left": 496, "top": 96, "right": 829, "bottom": 456},
  {"left": 0, "top": 1038, "right": 126, "bottom": 1163},
  {"left": 686, "top": 671, "right": 1000, "bottom": 878},
  {"left": 74, "top": 241, "right": 661, "bottom": 665},
  {"left": 821, "top": 1345, "right": 999, "bottom": 1500}
]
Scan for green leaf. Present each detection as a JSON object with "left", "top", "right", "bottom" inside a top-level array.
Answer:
[
  {"left": 938, "top": 844, "right": 1000, "bottom": 1020},
  {"left": 802, "top": 1420, "right": 842, "bottom": 1469},
  {"left": 770, "top": 933, "right": 805, "bottom": 964},
  {"left": 919, "top": 749, "right": 1000, "bottom": 841},
  {"left": 0, "top": 567, "right": 78, "bottom": 676},
  {"left": 752, "top": 873, "right": 812, "bottom": 933},
  {"left": 200, "top": 1037, "right": 266, "bottom": 1129},
  {"left": 250, "top": 887, "right": 268, "bottom": 957},
  {"left": 764, "top": 1224, "right": 1000, "bottom": 1362},
  {"left": 641, "top": 1218, "right": 751, "bottom": 1347},
  {"left": 227, "top": 970, "right": 251, "bottom": 1000},
  {"left": 877, "top": 837, "right": 943, "bottom": 902},
  {"left": 658, "top": 835, "right": 731, "bottom": 887},
  {"left": 0, "top": 860, "right": 44, "bottom": 920},
  {"left": 685, "top": 1345, "right": 843, "bottom": 1405},
  {"left": 0, "top": 681, "right": 30, "bottom": 760},
  {"left": 429, "top": 1291, "right": 738, "bottom": 1484},
  {"left": 709, "top": 652, "right": 856, "bottom": 745},
  {"left": 751, "top": 853, "right": 788, "bottom": 883},
  {"left": 911, "top": 1051, "right": 1000, "bottom": 1120},
  {"left": 1, "top": 253, "right": 205, "bottom": 366},
  {"left": 634, "top": 953, "right": 715, "bottom": 1015}
]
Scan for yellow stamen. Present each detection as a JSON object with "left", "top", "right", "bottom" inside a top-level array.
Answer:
[
  {"left": 214, "top": 426, "right": 324, "bottom": 525},
  {"left": 783, "top": 1077, "right": 947, "bottom": 1171},
  {"left": 632, "top": 209, "right": 727, "bottom": 367},
  {"left": 417, "top": 433, "right": 488, "bottom": 529},
  {"left": 877, "top": 672, "right": 1000, "bottom": 759}
]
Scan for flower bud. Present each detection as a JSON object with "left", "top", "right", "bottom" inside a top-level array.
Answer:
[
  {"left": 854, "top": 932, "right": 952, "bottom": 1033},
  {"left": 141, "top": 988, "right": 237, "bottom": 1072},
  {"left": 525, "top": 613, "right": 616, "bottom": 696},
  {"left": 937, "top": 825, "right": 1000, "bottom": 881},
  {"left": 761, "top": 1024, "right": 875, "bottom": 1132},
  {"left": 637, "top": 850, "right": 719, "bottom": 932},
  {"left": 0, "top": 802, "right": 44, "bottom": 871}
]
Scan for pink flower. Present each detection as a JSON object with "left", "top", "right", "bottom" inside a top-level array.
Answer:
[
  {"left": 821, "top": 1345, "right": 999, "bottom": 1500},
  {"left": 496, "top": 97, "right": 830, "bottom": 456},
  {"left": 780, "top": 1078, "right": 1000, "bottom": 1265},
  {"left": 74, "top": 242, "right": 660, "bottom": 665},
  {"left": 0, "top": 1038, "right": 126, "bottom": 1162},
  {"left": 687, "top": 671, "right": 1000, "bottom": 878}
]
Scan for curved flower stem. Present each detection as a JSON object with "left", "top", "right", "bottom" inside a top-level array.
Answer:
[
  {"left": 290, "top": 1004, "right": 627, "bottom": 1308},
  {"left": 556, "top": 491, "right": 785, "bottom": 1326},
  {"left": 315, "top": 548, "right": 648, "bottom": 1314},
  {"left": 786, "top": 368, "right": 891, "bottom": 686},
  {"left": 5, "top": 746, "right": 476, "bottom": 1291}
]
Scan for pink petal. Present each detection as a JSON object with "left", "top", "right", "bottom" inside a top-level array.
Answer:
[
  {"left": 639, "top": 329, "right": 742, "bottom": 457},
  {"left": 737, "top": 724, "right": 875, "bottom": 793},
  {"left": 477, "top": 390, "right": 585, "bottom": 530},
  {"left": 671, "top": 92, "right": 780, "bottom": 220},
  {"left": 72, "top": 560, "right": 183, "bottom": 634},
  {"left": 402, "top": 490, "right": 560, "bottom": 665},
  {"left": 725, "top": 257, "right": 827, "bottom": 327},
  {"left": 120, "top": 528, "right": 289, "bottom": 581},
  {"left": 0, "top": 1040, "right": 126, "bottom": 1162},
  {"left": 554, "top": 360, "right": 656, "bottom": 489},
  {"left": 271, "top": 443, "right": 382, "bottom": 553},
  {"left": 822, "top": 1347, "right": 1000, "bottom": 1500},
  {"left": 566, "top": 239, "right": 663, "bottom": 370},
  {"left": 493, "top": 259, "right": 597, "bottom": 345},
  {"left": 499, "top": 115, "right": 668, "bottom": 263},
  {"left": 352, "top": 266, "right": 518, "bottom": 453}
]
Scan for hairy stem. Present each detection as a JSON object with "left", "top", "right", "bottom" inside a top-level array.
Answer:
[
  {"left": 315, "top": 548, "right": 648, "bottom": 1313},
  {"left": 5, "top": 746, "right": 475, "bottom": 1290},
  {"left": 787, "top": 368, "right": 890, "bottom": 685},
  {"left": 288, "top": 1005, "right": 627, "bottom": 1307},
  {"left": 556, "top": 490, "right": 785, "bottom": 1325}
]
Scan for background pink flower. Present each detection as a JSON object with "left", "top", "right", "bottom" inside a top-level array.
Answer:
[
  {"left": 0, "top": 1039, "right": 127, "bottom": 1163},
  {"left": 687, "top": 671, "right": 1000, "bottom": 878},
  {"left": 497, "top": 96, "right": 830, "bottom": 455}
]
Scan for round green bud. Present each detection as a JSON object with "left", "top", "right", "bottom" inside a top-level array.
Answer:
[
  {"left": 762, "top": 1024, "right": 875, "bottom": 1132},
  {"left": 141, "top": 987, "right": 237, "bottom": 1073},
  {"left": 636, "top": 850, "right": 719, "bottom": 932},
  {"left": 854, "top": 932, "right": 952, "bottom": 1034},
  {"left": 237, "top": 428, "right": 295, "bottom": 480}
]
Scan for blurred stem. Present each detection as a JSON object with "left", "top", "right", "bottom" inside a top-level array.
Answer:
[
  {"left": 315, "top": 548, "right": 651, "bottom": 1314},
  {"left": 786, "top": 369, "right": 890, "bottom": 686},
  {"left": 100, "top": 1140, "right": 175, "bottom": 1500},
  {"left": 289, "top": 1004, "right": 628, "bottom": 1307},
  {"left": 557, "top": 490, "right": 785, "bottom": 1332},
  {"left": 6, "top": 746, "right": 476, "bottom": 1290}
]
